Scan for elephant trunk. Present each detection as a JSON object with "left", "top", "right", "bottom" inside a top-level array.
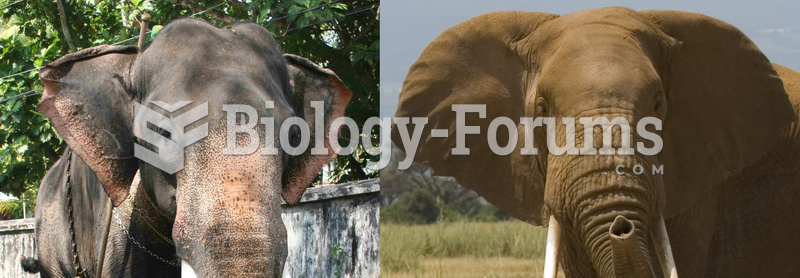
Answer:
[
  {"left": 609, "top": 215, "right": 651, "bottom": 278},
  {"left": 576, "top": 190, "right": 655, "bottom": 278},
  {"left": 174, "top": 190, "right": 288, "bottom": 278},
  {"left": 172, "top": 150, "right": 289, "bottom": 277},
  {"left": 548, "top": 116, "right": 669, "bottom": 278},
  {"left": 177, "top": 220, "right": 288, "bottom": 277}
]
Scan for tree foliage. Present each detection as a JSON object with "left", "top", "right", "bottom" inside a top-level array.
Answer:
[
  {"left": 381, "top": 188, "right": 441, "bottom": 225},
  {"left": 0, "top": 0, "right": 379, "bottom": 205},
  {"left": 381, "top": 188, "right": 510, "bottom": 225},
  {"left": 0, "top": 186, "right": 36, "bottom": 219}
]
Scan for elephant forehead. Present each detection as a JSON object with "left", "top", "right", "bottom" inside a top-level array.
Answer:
[
  {"left": 177, "top": 127, "right": 284, "bottom": 193},
  {"left": 531, "top": 7, "right": 672, "bottom": 62},
  {"left": 537, "top": 56, "right": 661, "bottom": 114},
  {"left": 552, "top": 7, "right": 656, "bottom": 32},
  {"left": 139, "top": 19, "right": 290, "bottom": 101},
  {"left": 543, "top": 56, "right": 659, "bottom": 90}
]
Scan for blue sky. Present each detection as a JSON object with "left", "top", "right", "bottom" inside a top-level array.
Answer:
[{"left": 380, "top": 0, "right": 800, "bottom": 118}]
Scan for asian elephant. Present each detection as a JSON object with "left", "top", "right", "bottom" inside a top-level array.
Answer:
[
  {"left": 390, "top": 7, "right": 800, "bottom": 278},
  {"left": 23, "top": 18, "right": 351, "bottom": 277}
]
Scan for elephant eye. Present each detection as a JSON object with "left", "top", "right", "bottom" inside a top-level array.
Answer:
[
  {"left": 148, "top": 123, "right": 172, "bottom": 140},
  {"left": 535, "top": 97, "right": 549, "bottom": 116},
  {"left": 286, "top": 125, "right": 301, "bottom": 152},
  {"left": 654, "top": 93, "right": 665, "bottom": 114}
]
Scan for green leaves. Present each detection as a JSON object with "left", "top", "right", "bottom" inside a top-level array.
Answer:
[
  {"left": 252, "top": 0, "right": 275, "bottom": 22},
  {"left": 351, "top": 39, "right": 378, "bottom": 64},
  {"left": 0, "top": 1, "right": 86, "bottom": 198},
  {"left": 0, "top": 1, "right": 198, "bottom": 201},
  {"left": 0, "top": 25, "right": 19, "bottom": 40},
  {"left": 0, "top": 0, "right": 378, "bottom": 213},
  {"left": 150, "top": 24, "right": 162, "bottom": 39}
]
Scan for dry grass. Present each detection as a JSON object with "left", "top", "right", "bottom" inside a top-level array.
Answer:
[
  {"left": 382, "top": 257, "right": 566, "bottom": 278},
  {"left": 381, "top": 221, "right": 562, "bottom": 277}
]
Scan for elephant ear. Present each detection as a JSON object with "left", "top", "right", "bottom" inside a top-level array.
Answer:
[
  {"left": 282, "top": 54, "right": 352, "bottom": 204},
  {"left": 642, "top": 10, "right": 796, "bottom": 217},
  {"left": 391, "top": 11, "right": 558, "bottom": 225},
  {"left": 37, "top": 45, "right": 140, "bottom": 206}
]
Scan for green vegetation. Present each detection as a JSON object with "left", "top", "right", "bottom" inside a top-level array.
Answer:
[
  {"left": 381, "top": 188, "right": 509, "bottom": 224},
  {"left": 331, "top": 244, "right": 346, "bottom": 278},
  {"left": 0, "top": 0, "right": 378, "bottom": 218},
  {"left": 380, "top": 221, "right": 549, "bottom": 274},
  {"left": 383, "top": 257, "right": 562, "bottom": 278},
  {"left": 0, "top": 186, "right": 35, "bottom": 219},
  {"left": 380, "top": 189, "right": 551, "bottom": 276},
  {"left": 381, "top": 188, "right": 440, "bottom": 224}
]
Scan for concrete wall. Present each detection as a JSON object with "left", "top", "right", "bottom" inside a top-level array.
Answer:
[
  {"left": 0, "top": 219, "right": 36, "bottom": 278},
  {"left": 0, "top": 179, "right": 379, "bottom": 278},
  {"left": 282, "top": 179, "right": 380, "bottom": 278}
]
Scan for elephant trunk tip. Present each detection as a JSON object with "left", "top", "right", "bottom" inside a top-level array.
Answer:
[
  {"left": 608, "top": 214, "right": 652, "bottom": 278},
  {"left": 609, "top": 215, "right": 635, "bottom": 239}
]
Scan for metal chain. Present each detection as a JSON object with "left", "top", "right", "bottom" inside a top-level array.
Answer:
[
  {"left": 131, "top": 200, "right": 175, "bottom": 245},
  {"left": 112, "top": 207, "right": 180, "bottom": 266},
  {"left": 65, "top": 150, "right": 89, "bottom": 278},
  {"left": 65, "top": 148, "right": 178, "bottom": 277}
]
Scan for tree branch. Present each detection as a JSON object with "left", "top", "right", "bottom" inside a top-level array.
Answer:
[
  {"left": 343, "top": 24, "right": 375, "bottom": 53},
  {"left": 55, "top": 0, "right": 76, "bottom": 52},
  {"left": 332, "top": 19, "right": 350, "bottom": 49},
  {"left": 347, "top": 155, "right": 368, "bottom": 180},
  {"left": 176, "top": 0, "right": 236, "bottom": 24},
  {"left": 251, "top": 5, "right": 260, "bottom": 21},
  {"left": 226, "top": 0, "right": 248, "bottom": 9}
]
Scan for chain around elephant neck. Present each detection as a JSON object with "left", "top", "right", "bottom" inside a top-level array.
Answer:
[
  {"left": 111, "top": 207, "right": 180, "bottom": 266},
  {"left": 110, "top": 171, "right": 179, "bottom": 266},
  {"left": 64, "top": 149, "right": 179, "bottom": 277},
  {"left": 64, "top": 149, "right": 89, "bottom": 278}
]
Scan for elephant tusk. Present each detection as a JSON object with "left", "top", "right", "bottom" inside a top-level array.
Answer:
[
  {"left": 181, "top": 260, "right": 199, "bottom": 278},
  {"left": 651, "top": 215, "right": 678, "bottom": 278},
  {"left": 543, "top": 215, "right": 561, "bottom": 278}
]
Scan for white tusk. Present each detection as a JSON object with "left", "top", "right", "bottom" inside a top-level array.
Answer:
[
  {"left": 181, "top": 260, "right": 199, "bottom": 278},
  {"left": 651, "top": 215, "right": 678, "bottom": 278},
  {"left": 543, "top": 215, "right": 561, "bottom": 278}
]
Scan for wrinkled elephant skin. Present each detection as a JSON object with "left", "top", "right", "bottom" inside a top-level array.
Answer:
[
  {"left": 391, "top": 7, "right": 800, "bottom": 278},
  {"left": 30, "top": 19, "right": 351, "bottom": 278}
]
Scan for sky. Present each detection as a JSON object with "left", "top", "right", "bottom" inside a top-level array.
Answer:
[{"left": 380, "top": 0, "right": 800, "bottom": 118}]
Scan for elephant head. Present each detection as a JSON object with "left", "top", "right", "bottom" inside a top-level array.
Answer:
[
  {"left": 37, "top": 19, "right": 350, "bottom": 277},
  {"left": 390, "top": 8, "right": 795, "bottom": 278}
]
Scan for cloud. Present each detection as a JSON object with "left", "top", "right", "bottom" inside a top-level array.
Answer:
[
  {"left": 761, "top": 28, "right": 791, "bottom": 33},
  {"left": 380, "top": 83, "right": 403, "bottom": 118}
]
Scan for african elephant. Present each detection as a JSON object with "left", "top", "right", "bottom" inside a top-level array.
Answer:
[
  {"left": 390, "top": 7, "right": 800, "bottom": 278},
  {"left": 23, "top": 18, "right": 351, "bottom": 277}
]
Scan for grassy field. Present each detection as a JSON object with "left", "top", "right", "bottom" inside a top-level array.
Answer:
[{"left": 381, "top": 221, "right": 564, "bottom": 277}]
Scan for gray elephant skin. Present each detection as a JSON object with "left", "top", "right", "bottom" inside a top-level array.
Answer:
[
  {"left": 24, "top": 18, "right": 351, "bottom": 278},
  {"left": 391, "top": 7, "right": 800, "bottom": 278}
]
